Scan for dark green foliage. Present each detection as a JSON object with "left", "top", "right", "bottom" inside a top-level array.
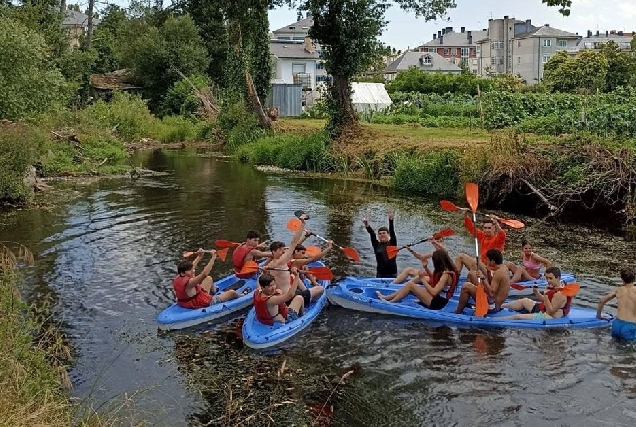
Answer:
[
  {"left": 392, "top": 150, "right": 460, "bottom": 198},
  {"left": 386, "top": 68, "right": 493, "bottom": 95}
]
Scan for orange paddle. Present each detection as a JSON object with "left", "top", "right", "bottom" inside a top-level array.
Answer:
[
  {"left": 439, "top": 200, "right": 525, "bottom": 229},
  {"left": 386, "top": 228, "right": 455, "bottom": 259},
  {"left": 286, "top": 218, "right": 360, "bottom": 263},
  {"left": 181, "top": 247, "right": 229, "bottom": 261},
  {"left": 466, "top": 183, "right": 489, "bottom": 318},
  {"left": 215, "top": 239, "right": 241, "bottom": 248},
  {"left": 239, "top": 260, "right": 334, "bottom": 281},
  {"left": 303, "top": 246, "right": 322, "bottom": 257}
]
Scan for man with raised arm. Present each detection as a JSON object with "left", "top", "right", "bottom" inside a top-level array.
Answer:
[{"left": 363, "top": 212, "right": 398, "bottom": 278}]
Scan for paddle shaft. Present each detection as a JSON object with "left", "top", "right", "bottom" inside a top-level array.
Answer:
[
  {"left": 472, "top": 210, "right": 481, "bottom": 282},
  {"left": 311, "top": 232, "right": 345, "bottom": 250}
]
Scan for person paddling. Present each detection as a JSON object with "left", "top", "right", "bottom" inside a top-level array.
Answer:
[
  {"left": 597, "top": 266, "right": 636, "bottom": 342},
  {"left": 254, "top": 270, "right": 305, "bottom": 326},
  {"left": 290, "top": 242, "right": 332, "bottom": 306},
  {"left": 173, "top": 249, "right": 241, "bottom": 309},
  {"left": 455, "top": 249, "right": 510, "bottom": 315},
  {"left": 454, "top": 214, "right": 506, "bottom": 285},
  {"left": 233, "top": 231, "right": 274, "bottom": 278},
  {"left": 363, "top": 211, "right": 398, "bottom": 278}
]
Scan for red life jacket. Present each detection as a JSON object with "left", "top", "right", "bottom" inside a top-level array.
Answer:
[
  {"left": 233, "top": 244, "right": 253, "bottom": 274},
  {"left": 173, "top": 275, "right": 211, "bottom": 309},
  {"left": 253, "top": 289, "right": 288, "bottom": 326},
  {"left": 430, "top": 270, "right": 459, "bottom": 300},
  {"left": 539, "top": 288, "right": 572, "bottom": 316}
]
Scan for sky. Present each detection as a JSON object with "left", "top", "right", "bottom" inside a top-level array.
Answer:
[{"left": 268, "top": 0, "right": 636, "bottom": 50}]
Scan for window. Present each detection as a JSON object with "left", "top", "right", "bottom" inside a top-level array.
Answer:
[
  {"left": 292, "top": 63, "right": 306, "bottom": 74},
  {"left": 429, "top": 47, "right": 436, "bottom": 53},
  {"left": 518, "top": 41, "right": 521, "bottom": 47},
  {"left": 288, "top": 26, "right": 296, "bottom": 30},
  {"left": 422, "top": 55, "right": 432, "bottom": 64},
  {"left": 543, "top": 39, "right": 552, "bottom": 47},
  {"left": 293, "top": 37, "right": 305, "bottom": 41},
  {"left": 499, "top": 57, "right": 505, "bottom": 65},
  {"left": 461, "top": 47, "right": 469, "bottom": 57},
  {"left": 452, "top": 48, "right": 457, "bottom": 56},
  {"left": 470, "top": 47, "right": 476, "bottom": 56},
  {"left": 542, "top": 55, "right": 550, "bottom": 63},
  {"left": 490, "top": 57, "right": 497, "bottom": 65},
  {"left": 476, "top": 46, "right": 481, "bottom": 56},
  {"left": 278, "top": 36, "right": 291, "bottom": 40},
  {"left": 557, "top": 39, "right": 567, "bottom": 47},
  {"left": 491, "top": 41, "right": 504, "bottom": 49},
  {"left": 517, "top": 56, "right": 521, "bottom": 64},
  {"left": 315, "top": 62, "right": 324, "bottom": 70},
  {"left": 443, "top": 48, "right": 449, "bottom": 55}
]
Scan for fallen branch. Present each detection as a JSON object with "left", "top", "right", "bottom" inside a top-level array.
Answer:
[{"left": 520, "top": 178, "right": 558, "bottom": 213}]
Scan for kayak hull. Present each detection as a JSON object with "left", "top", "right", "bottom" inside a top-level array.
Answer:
[
  {"left": 157, "top": 273, "right": 256, "bottom": 331},
  {"left": 242, "top": 261, "right": 329, "bottom": 349},
  {"left": 326, "top": 277, "right": 612, "bottom": 329}
]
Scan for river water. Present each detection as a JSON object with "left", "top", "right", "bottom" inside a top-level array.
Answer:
[{"left": 2, "top": 149, "right": 636, "bottom": 426}]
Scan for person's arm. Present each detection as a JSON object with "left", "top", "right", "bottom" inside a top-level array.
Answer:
[
  {"left": 191, "top": 248, "right": 204, "bottom": 271},
  {"left": 481, "top": 270, "right": 500, "bottom": 297},
  {"left": 279, "top": 219, "right": 305, "bottom": 265},
  {"left": 597, "top": 290, "right": 617, "bottom": 319},
  {"left": 266, "top": 270, "right": 301, "bottom": 305},
  {"left": 543, "top": 292, "right": 567, "bottom": 316},
  {"left": 250, "top": 249, "right": 274, "bottom": 258},
  {"left": 407, "top": 246, "right": 433, "bottom": 263},
  {"left": 363, "top": 216, "right": 379, "bottom": 248},
  {"left": 298, "top": 229, "right": 313, "bottom": 246},
  {"left": 388, "top": 212, "right": 397, "bottom": 245},
  {"left": 424, "top": 272, "right": 451, "bottom": 297},
  {"left": 488, "top": 215, "right": 503, "bottom": 235},
  {"left": 531, "top": 253, "right": 552, "bottom": 268},
  {"left": 187, "top": 251, "right": 216, "bottom": 291}
]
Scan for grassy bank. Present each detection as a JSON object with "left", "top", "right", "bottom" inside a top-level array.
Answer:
[
  {"left": 231, "top": 117, "right": 636, "bottom": 226},
  {"left": 0, "top": 92, "right": 214, "bottom": 205},
  {"left": 0, "top": 270, "right": 71, "bottom": 426}
]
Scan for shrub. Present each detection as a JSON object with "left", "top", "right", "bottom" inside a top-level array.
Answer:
[
  {"left": 0, "top": 124, "right": 43, "bottom": 203},
  {"left": 161, "top": 74, "right": 211, "bottom": 117},
  {"left": 392, "top": 150, "right": 460, "bottom": 198}
]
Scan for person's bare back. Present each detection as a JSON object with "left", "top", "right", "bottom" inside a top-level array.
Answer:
[
  {"left": 489, "top": 263, "right": 511, "bottom": 308},
  {"left": 616, "top": 285, "right": 636, "bottom": 322}
]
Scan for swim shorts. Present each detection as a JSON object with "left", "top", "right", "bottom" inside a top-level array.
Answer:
[
  {"left": 611, "top": 318, "right": 636, "bottom": 342},
  {"left": 287, "top": 308, "right": 299, "bottom": 322}
]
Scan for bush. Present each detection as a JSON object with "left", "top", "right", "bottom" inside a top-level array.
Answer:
[
  {"left": 161, "top": 74, "right": 211, "bottom": 117},
  {"left": 386, "top": 68, "right": 493, "bottom": 95},
  {"left": 0, "top": 124, "right": 43, "bottom": 203},
  {"left": 392, "top": 150, "right": 460, "bottom": 198},
  {"left": 235, "top": 132, "right": 334, "bottom": 172}
]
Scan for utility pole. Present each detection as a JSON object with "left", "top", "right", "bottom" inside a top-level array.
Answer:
[{"left": 85, "top": 0, "right": 94, "bottom": 50}]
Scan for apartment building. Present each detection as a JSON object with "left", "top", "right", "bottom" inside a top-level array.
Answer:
[
  {"left": 477, "top": 16, "right": 579, "bottom": 85},
  {"left": 578, "top": 30, "right": 635, "bottom": 51},
  {"left": 417, "top": 26, "right": 487, "bottom": 74}
]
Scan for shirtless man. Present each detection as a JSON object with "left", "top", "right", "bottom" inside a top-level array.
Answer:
[
  {"left": 233, "top": 231, "right": 274, "bottom": 278},
  {"left": 597, "top": 266, "right": 636, "bottom": 342},
  {"left": 455, "top": 248, "right": 510, "bottom": 315},
  {"left": 455, "top": 214, "right": 506, "bottom": 285},
  {"left": 264, "top": 216, "right": 306, "bottom": 294},
  {"left": 289, "top": 241, "right": 332, "bottom": 306}
]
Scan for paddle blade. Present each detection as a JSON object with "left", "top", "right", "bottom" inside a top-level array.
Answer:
[
  {"left": 342, "top": 247, "right": 361, "bottom": 263},
  {"left": 215, "top": 240, "right": 240, "bottom": 248},
  {"left": 304, "top": 246, "right": 322, "bottom": 257},
  {"left": 216, "top": 248, "right": 229, "bottom": 261},
  {"left": 286, "top": 218, "right": 303, "bottom": 232},
  {"left": 432, "top": 228, "right": 455, "bottom": 240},
  {"left": 386, "top": 246, "right": 400, "bottom": 259},
  {"left": 499, "top": 218, "right": 525, "bottom": 229},
  {"left": 466, "top": 183, "right": 479, "bottom": 214},
  {"left": 475, "top": 284, "right": 489, "bottom": 317},
  {"left": 239, "top": 260, "right": 260, "bottom": 276},
  {"left": 306, "top": 266, "right": 334, "bottom": 281},
  {"left": 440, "top": 200, "right": 460, "bottom": 212},
  {"left": 560, "top": 283, "right": 580, "bottom": 297},
  {"left": 510, "top": 283, "right": 526, "bottom": 291}
]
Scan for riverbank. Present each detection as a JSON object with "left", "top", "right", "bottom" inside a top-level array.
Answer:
[
  {"left": 235, "top": 117, "right": 636, "bottom": 229},
  {"left": 0, "top": 270, "right": 71, "bottom": 426}
]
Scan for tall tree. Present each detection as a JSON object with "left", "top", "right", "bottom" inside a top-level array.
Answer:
[{"left": 599, "top": 40, "right": 632, "bottom": 92}]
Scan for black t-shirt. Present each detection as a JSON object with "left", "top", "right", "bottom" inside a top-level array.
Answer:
[{"left": 365, "top": 220, "right": 397, "bottom": 278}]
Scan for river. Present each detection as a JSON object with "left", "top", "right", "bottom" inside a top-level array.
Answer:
[{"left": 1, "top": 149, "right": 635, "bottom": 426}]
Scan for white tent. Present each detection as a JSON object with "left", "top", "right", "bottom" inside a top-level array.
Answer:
[{"left": 350, "top": 82, "right": 392, "bottom": 113}]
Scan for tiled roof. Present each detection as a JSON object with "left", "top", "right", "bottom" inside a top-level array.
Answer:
[
  {"left": 516, "top": 25, "right": 578, "bottom": 39},
  {"left": 62, "top": 10, "right": 100, "bottom": 27},
  {"left": 272, "top": 16, "right": 313, "bottom": 34},
  {"left": 422, "top": 30, "right": 488, "bottom": 47},
  {"left": 270, "top": 40, "right": 319, "bottom": 59},
  {"left": 385, "top": 51, "right": 462, "bottom": 73}
]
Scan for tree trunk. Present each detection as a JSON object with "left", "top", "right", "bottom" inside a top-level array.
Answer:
[
  {"left": 328, "top": 74, "right": 357, "bottom": 138},
  {"left": 84, "top": 0, "right": 95, "bottom": 50},
  {"left": 246, "top": 71, "right": 272, "bottom": 129}
]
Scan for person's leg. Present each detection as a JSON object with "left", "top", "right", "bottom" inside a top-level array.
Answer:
[
  {"left": 502, "top": 298, "right": 536, "bottom": 311},
  {"left": 309, "top": 285, "right": 324, "bottom": 302},
  {"left": 201, "top": 276, "right": 214, "bottom": 293},
  {"left": 216, "top": 289, "right": 240, "bottom": 302},
  {"left": 455, "top": 282, "right": 477, "bottom": 314},
  {"left": 393, "top": 267, "right": 420, "bottom": 284},
  {"left": 510, "top": 266, "right": 531, "bottom": 284},
  {"left": 288, "top": 294, "right": 305, "bottom": 316},
  {"left": 455, "top": 253, "right": 476, "bottom": 275}
]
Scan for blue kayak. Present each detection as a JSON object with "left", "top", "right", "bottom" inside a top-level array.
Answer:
[
  {"left": 326, "top": 277, "right": 612, "bottom": 329},
  {"left": 157, "top": 273, "right": 256, "bottom": 330},
  {"left": 242, "top": 261, "right": 329, "bottom": 349},
  {"left": 343, "top": 272, "right": 577, "bottom": 297}
]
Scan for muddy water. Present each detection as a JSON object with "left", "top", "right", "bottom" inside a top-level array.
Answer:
[{"left": 2, "top": 149, "right": 636, "bottom": 426}]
